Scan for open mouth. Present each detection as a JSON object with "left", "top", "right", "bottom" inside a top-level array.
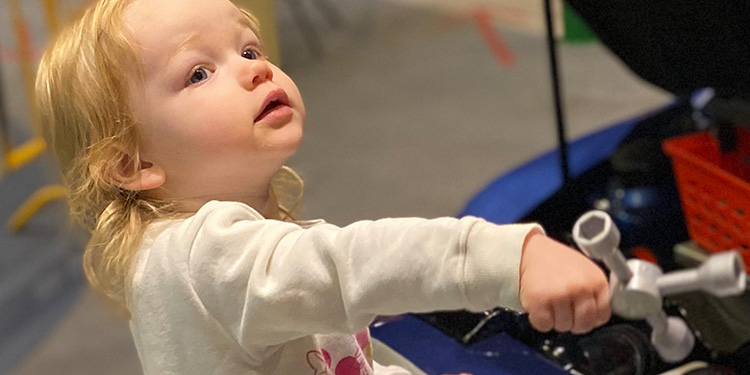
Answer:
[{"left": 255, "top": 90, "right": 290, "bottom": 122}]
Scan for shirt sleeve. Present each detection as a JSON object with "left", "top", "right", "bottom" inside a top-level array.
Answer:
[{"left": 182, "top": 201, "right": 540, "bottom": 348}]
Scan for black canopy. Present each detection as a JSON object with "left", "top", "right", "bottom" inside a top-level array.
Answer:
[{"left": 566, "top": 1, "right": 750, "bottom": 99}]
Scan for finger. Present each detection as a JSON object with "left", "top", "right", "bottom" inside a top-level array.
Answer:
[
  {"left": 527, "top": 306, "right": 554, "bottom": 332},
  {"left": 553, "top": 300, "right": 574, "bottom": 332},
  {"left": 571, "top": 295, "right": 598, "bottom": 334},
  {"left": 595, "top": 287, "right": 612, "bottom": 326}
]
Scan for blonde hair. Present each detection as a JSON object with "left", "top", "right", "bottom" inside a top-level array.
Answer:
[{"left": 36, "top": 0, "right": 302, "bottom": 310}]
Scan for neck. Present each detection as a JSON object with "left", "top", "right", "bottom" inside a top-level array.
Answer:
[
  {"left": 172, "top": 190, "right": 282, "bottom": 220},
  {"left": 254, "top": 191, "right": 283, "bottom": 220},
  {"left": 151, "top": 179, "right": 284, "bottom": 220}
]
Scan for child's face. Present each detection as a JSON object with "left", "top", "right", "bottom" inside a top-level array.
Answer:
[{"left": 124, "top": 0, "right": 305, "bottom": 202}]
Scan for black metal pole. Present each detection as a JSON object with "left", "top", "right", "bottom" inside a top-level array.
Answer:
[{"left": 544, "top": 0, "right": 571, "bottom": 184}]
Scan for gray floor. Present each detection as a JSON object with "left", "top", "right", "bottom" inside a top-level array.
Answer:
[{"left": 5, "top": 1, "right": 670, "bottom": 374}]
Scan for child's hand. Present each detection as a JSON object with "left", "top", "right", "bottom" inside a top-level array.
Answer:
[{"left": 519, "top": 231, "right": 611, "bottom": 334}]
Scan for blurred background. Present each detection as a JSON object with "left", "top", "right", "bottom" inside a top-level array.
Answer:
[{"left": 0, "top": 0, "right": 672, "bottom": 374}]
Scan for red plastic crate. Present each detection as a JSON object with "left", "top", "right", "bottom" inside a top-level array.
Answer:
[{"left": 662, "top": 129, "right": 750, "bottom": 273}]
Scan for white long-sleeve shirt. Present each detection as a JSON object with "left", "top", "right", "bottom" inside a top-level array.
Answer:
[{"left": 127, "top": 200, "right": 541, "bottom": 374}]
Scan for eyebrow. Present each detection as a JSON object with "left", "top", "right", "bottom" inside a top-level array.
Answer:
[
  {"left": 167, "top": 17, "right": 259, "bottom": 67},
  {"left": 168, "top": 33, "right": 200, "bottom": 66},
  {"left": 236, "top": 13, "right": 256, "bottom": 31}
]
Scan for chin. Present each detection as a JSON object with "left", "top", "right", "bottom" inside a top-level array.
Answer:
[{"left": 275, "top": 123, "right": 304, "bottom": 154}]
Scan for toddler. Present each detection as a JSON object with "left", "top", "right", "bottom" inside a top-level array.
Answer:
[{"left": 36, "top": 0, "right": 611, "bottom": 374}]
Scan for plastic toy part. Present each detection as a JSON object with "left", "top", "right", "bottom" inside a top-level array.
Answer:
[
  {"left": 657, "top": 251, "right": 747, "bottom": 297},
  {"left": 572, "top": 210, "right": 633, "bottom": 283},
  {"left": 572, "top": 210, "right": 748, "bottom": 363},
  {"left": 647, "top": 312, "right": 695, "bottom": 363},
  {"left": 609, "top": 259, "right": 664, "bottom": 319}
]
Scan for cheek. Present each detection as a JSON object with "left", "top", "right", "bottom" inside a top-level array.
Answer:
[
  {"left": 176, "top": 94, "right": 252, "bottom": 140},
  {"left": 271, "top": 67, "right": 306, "bottom": 116},
  {"left": 140, "top": 102, "right": 255, "bottom": 166},
  {"left": 184, "top": 115, "right": 252, "bottom": 152}
]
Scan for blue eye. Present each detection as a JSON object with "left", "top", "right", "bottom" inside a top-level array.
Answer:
[
  {"left": 242, "top": 49, "right": 258, "bottom": 60},
  {"left": 189, "top": 67, "right": 210, "bottom": 85}
]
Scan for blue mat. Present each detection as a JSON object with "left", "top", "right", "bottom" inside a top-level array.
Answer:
[
  {"left": 459, "top": 119, "right": 638, "bottom": 224},
  {"left": 371, "top": 315, "right": 566, "bottom": 375}
]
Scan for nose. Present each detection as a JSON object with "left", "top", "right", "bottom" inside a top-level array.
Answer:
[{"left": 239, "top": 59, "right": 273, "bottom": 90}]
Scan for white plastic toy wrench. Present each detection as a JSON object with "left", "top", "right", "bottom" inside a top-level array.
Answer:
[{"left": 572, "top": 210, "right": 746, "bottom": 362}]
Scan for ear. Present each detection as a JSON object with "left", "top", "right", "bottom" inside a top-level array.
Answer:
[{"left": 108, "top": 152, "right": 166, "bottom": 191}]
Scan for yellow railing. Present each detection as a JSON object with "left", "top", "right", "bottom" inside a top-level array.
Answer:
[{"left": 2, "top": 0, "right": 65, "bottom": 232}]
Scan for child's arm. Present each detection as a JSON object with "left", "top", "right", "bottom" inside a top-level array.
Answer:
[
  {"left": 181, "top": 202, "right": 533, "bottom": 348},
  {"left": 519, "top": 230, "right": 611, "bottom": 334},
  {"left": 176, "top": 201, "right": 608, "bottom": 349}
]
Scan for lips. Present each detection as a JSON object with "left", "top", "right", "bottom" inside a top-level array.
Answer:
[{"left": 255, "top": 89, "right": 291, "bottom": 123}]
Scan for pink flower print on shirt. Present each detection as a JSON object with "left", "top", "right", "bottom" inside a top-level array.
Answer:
[
  {"left": 307, "top": 349, "right": 333, "bottom": 375},
  {"left": 355, "top": 330, "right": 370, "bottom": 350},
  {"left": 335, "top": 355, "right": 368, "bottom": 375},
  {"left": 306, "top": 349, "right": 369, "bottom": 375},
  {"left": 355, "top": 329, "right": 373, "bottom": 365}
]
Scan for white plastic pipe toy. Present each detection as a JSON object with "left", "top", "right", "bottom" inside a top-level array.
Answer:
[{"left": 572, "top": 210, "right": 747, "bottom": 363}]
